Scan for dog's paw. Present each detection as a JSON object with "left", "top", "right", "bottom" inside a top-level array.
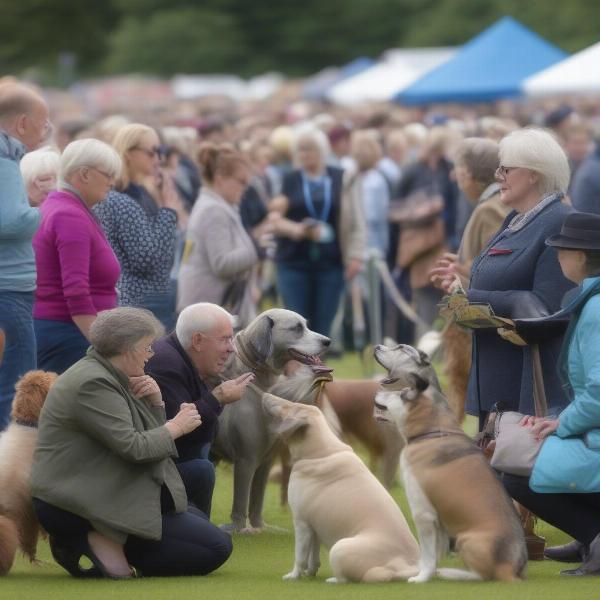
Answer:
[
  {"left": 408, "top": 572, "right": 431, "bottom": 584},
  {"left": 326, "top": 576, "right": 347, "bottom": 584},
  {"left": 283, "top": 570, "right": 301, "bottom": 581}
]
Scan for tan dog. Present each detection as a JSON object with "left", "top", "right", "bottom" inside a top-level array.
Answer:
[
  {"left": 262, "top": 392, "right": 419, "bottom": 583},
  {"left": 373, "top": 344, "right": 526, "bottom": 582},
  {"left": 0, "top": 370, "right": 57, "bottom": 575}
]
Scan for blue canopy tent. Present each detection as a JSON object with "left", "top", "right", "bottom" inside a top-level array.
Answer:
[
  {"left": 302, "top": 57, "right": 374, "bottom": 101},
  {"left": 396, "top": 16, "right": 567, "bottom": 104}
]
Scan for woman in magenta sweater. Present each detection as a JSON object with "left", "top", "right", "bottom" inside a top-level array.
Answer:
[{"left": 33, "top": 139, "right": 122, "bottom": 373}]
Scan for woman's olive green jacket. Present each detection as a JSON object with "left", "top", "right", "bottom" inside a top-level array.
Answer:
[{"left": 31, "top": 347, "right": 187, "bottom": 543}]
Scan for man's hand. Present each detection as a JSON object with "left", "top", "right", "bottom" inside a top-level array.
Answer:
[
  {"left": 213, "top": 373, "right": 255, "bottom": 405},
  {"left": 130, "top": 375, "right": 163, "bottom": 406}
]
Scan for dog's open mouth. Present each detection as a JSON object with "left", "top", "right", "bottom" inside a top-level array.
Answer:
[
  {"left": 373, "top": 400, "right": 390, "bottom": 422},
  {"left": 288, "top": 348, "right": 324, "bottom": 367}
]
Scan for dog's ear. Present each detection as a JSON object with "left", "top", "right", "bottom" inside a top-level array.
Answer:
[
  {"left": 417, "top": 350, "right": 431, "bottom": 366},
  {"left": 246, "top": 315, "right": 275, "bottom": 364},
  {"left": 410, "top": 373, "right": 429, "bottom": 393},
  {"left": 276, "top": 414, "right": 310, "bottom": 439}
]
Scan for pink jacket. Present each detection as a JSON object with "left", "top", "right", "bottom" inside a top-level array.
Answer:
[{"left": 33, "top": 190, "right": 120, "bottom": 321}]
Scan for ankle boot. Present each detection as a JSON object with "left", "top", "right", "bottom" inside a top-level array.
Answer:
[
  {"left": 561, "top": 534, "right": 600, "bottom": 576},
  {"left": 519, "top": 506, "right": 545, "bottom": 561},
  {"left": 545, "top": 540, "right": 586, "bottom": 563}
]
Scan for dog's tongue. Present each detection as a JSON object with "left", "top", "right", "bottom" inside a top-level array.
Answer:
[{"left": 312, "top": 364, "right": 333, "bottom": 375}]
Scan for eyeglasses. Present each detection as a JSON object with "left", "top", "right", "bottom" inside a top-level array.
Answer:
[
  {"left": 495, "top": 165, "right": 518, "bottom": 180},
  {"left": 203, "top": 334, "right": 235, "bottom": 346},
  {"left": 134, "top": 344, "right": 155, "bottom": 356},
  {"left": 83, "top": 166, "right": 115, "bottom": 185},
  {"left": 131, "top": 146, "right": 162, "bottom": 158}
]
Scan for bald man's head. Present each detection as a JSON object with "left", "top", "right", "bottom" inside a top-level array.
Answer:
[{"left": 0, "top": 82, "right": 50, "bottom": 151}]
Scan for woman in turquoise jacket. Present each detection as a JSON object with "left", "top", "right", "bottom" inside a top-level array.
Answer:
[{"left": 502, "top": 211, "right": 600, "bottom": 577}]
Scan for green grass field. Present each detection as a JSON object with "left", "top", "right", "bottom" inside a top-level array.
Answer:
[{"left": 4, "top": 353, "right": 596, "bottom": 599}]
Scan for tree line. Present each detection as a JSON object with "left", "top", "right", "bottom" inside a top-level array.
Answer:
[{"left": 1, "top": 0, "right": 599, "bottom": 85}]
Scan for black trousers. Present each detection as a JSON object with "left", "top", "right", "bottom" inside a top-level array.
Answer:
[
  {"left": 176, "top": 458, "right": 216, "bottom": 518},
  {"left": 501, "top": 473, "right": 600, "bottom": 546},
  {"left": 33, "top": 498, "right": 232, "bottom": 577}
]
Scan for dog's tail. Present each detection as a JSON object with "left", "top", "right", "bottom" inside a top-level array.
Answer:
[
  {"left": 436, "top": 567, "right": 483, "bottom": 581},
  {"left": 0, "top": 516, "right": 18, "bottom": 575}
]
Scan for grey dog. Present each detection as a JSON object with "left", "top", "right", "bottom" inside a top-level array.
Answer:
[{"left": 211, "top": 308, "right": 330, "bottom": 533}]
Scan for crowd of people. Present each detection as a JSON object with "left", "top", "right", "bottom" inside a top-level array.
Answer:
[{"left": 2, "top": 76, "right": 600, "bottom": 578}]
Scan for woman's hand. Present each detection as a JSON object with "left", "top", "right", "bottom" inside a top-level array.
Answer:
[
  {"left": 530, "top": 418, "right": 559, "bottom": 441},
  {"left": 157, "top": 170, "right": 189, "bottom": 229},
  {"left": 129, "top": 375, "right": 163, "bottom": 406},
  {"left": 213, "top": 373, "right": 255, "bottom": 405},
  {"left": 520, "top": 415, "right": 559, "bottom": 441},
  {"left": 345, "top": 258, "right": 363, "bottom": 281},
  {"left": 166, "top": 403, "right": 202, "bottom": 438}
]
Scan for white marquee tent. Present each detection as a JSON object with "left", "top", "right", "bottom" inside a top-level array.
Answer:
[
  {"left": 326, "top": 47, "right": 456, "bottom": 106},
  {"left": 523, "top": 40, "right": 600, "bottom": 96}
]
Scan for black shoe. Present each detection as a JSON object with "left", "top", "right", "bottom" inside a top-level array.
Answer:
[
  {"left": 560, "top": 534, "right": 600, "bottom": 576},
  {"left": 49, "top": 536, "right": 133, "bottom": 579},
  {"left": 545, "top": 539, "right": 587, "bottom": 563}
]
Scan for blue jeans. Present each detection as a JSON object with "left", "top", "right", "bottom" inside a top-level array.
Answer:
[
  {"left": 176, "top": 459, "right": 216, "bottom": 518},
  {"left": 34, "top": 319, "right": 89, "bottom": 374},
  {"left": 0, "top": 291, "right": 36, "bottom": 430},
  {"left": 276, "top": 264, "right": 344, "bottom": 337},
  {"left": 135, "top": 285, "right": 176, "bottom": 334}
]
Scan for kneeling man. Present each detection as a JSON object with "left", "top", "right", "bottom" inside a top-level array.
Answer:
[{"left": 146, "top": 303, "right": 254, "bottom": 516}]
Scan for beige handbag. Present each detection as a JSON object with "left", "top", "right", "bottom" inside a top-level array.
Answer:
[{"left": 489, "top": 344, "right": 548, "bottom": 476}]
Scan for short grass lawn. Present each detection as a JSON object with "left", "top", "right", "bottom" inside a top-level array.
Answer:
[{"left": 5, "top": 353, "right": 596, "bottom": 599}]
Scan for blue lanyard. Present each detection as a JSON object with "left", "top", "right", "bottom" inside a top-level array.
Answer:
[{"left": 302, "top": 173, "right": 332, "bottom": 223}]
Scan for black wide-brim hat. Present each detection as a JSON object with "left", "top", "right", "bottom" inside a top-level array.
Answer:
[{"left": 546, "top": 211, "right": 600, "bottom": 250}]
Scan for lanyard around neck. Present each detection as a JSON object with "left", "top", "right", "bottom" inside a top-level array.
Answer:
[{"left": 302, "top": 173, "right": 332, "bottom": 223}]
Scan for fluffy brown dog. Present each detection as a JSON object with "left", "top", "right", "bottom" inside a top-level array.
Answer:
[{"left": 0, "top": 370, "right": 57, "bottom": 575}]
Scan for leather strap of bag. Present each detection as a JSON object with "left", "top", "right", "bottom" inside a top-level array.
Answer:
[{"left": 531, "top": 343, "right": 548, "bottom": 418}]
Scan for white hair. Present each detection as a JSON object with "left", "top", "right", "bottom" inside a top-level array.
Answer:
[
  {"left": 499, "top": 127, "right": 570, "bottom": 196},
  {"left": 291, "top": 124, "right": 331, "bottom": 169},
  {"left": 176, "top": 303, "right": 234, "bottom": 348},
  {"left": 58, "top": 138, "right": 122, "bottom": 186},
  {"left": 19, "top": 146, "right": 60, "bottom": 187}
]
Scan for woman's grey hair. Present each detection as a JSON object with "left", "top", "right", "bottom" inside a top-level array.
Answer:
[
  {"left": 499, "top": 128, "right": 570, "bottom": 196},
  {"left": 58, "top": 138, "right": 122, "bottom": 187},
  {"left": 176, "top": 303, "right": 234, "bottom": 348},
  {"left": 291, "top": 124, "right": 331, "bottom": 169},
  {"left": 90, "top": 307, "right": 164, "bottom": 358},
  {"left": 20, "top": 146, "right": 60, "bottom": 187},
  {"left": 453, "top": 137, "right": 499, "bottom": 186}
]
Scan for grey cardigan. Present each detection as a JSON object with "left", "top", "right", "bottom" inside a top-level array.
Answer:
[
  {"left": 31, "top": 348, "right": 186, "bottom": 543},
  {"left": 177, "top": 188, "right": 258, "bottom": 312}
]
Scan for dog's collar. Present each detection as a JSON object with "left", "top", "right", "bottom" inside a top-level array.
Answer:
[
  {"left": 233, "top": 333, "right": 271, "bottom": 377},
  {"left": 14, "top": 419, "right": 38, "bottom": 429},
  {"left": 407, "top": 430, "right": 463, "bottom": 444}
]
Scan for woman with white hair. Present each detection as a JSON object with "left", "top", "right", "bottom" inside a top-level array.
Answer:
[
  {"left": 272, "top": 125, "right": 364, "bottom": 337},
  {"left": 19, "top": 146, "right": 60, "bottom": 206},
  {"left": 465, "top": 128, "right": 575, "bottom": 427},
  {"left": 32, "top": 138, "right": 122, "bottom": 373}
]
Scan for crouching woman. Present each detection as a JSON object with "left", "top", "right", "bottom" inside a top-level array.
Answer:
[
  {"left": 502, "top": 212, "right": 600, "bottom": 576},
  {"left": 31, "top": 307, "right": 232, "bottom": 578}
]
